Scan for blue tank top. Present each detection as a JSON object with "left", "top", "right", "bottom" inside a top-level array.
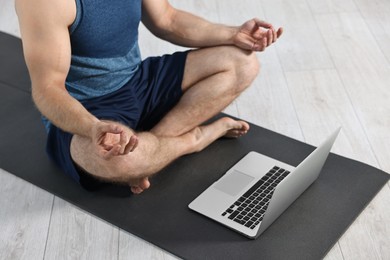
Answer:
[
  {"left": 66, "top": 0, "right": 142, "bottom": 100},
  {"left": 42, "top": 0, "right": 142, "bottom": 132}
]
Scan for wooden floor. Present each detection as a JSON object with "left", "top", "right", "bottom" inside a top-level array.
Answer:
[{"left": 1, "top": 0, "right": 389, "bottom": 259}]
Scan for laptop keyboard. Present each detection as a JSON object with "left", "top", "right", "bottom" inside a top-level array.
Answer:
[{"left": 221, "top": 166, "right": 290, "bottom": 230}]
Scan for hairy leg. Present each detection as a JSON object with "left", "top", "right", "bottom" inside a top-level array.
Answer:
[
  {"left": 70, "top": 118, "right": 248, "bottom": 193},
  {"left": 71, "top": 46, "right": 258, "bottom": 193},
  {"left": 151, "top": 46, "right": 259, "bottom": 137}
]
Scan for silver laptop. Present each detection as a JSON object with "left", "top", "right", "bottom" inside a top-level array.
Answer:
[{"left": 189, "top": 128, "right": 341, "bottom": 239}]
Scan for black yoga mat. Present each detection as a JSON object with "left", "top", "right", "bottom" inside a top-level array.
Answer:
[{"left": 1, "top": 32, "right": 389, "bottom": 259}]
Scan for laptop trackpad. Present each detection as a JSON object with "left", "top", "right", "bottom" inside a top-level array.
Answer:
[{"left": 214, "top": 170, "right": 254, "bottom": 196}]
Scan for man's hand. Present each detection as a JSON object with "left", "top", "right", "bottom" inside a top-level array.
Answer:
[
  {"left": 233, "top": 18, "right": 283, "bottom": 52},
  {"left": 91, "top": 121, "right": 138, "bottom": 160}
]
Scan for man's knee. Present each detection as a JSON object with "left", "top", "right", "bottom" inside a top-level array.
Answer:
[
  {"left": 106, "top": 156, "right": 139, "bottom": 182},
  {"left": 233, "top": 48, "right": 260, "bottom": 93},
  {"left": 70, "top": 133, "right": 138, "bottom": 183},
  {"left": 77, "top": 151, "right": 143, "bottom": 184},
  {"left": 219, "top": 46, "right": 260, "bottom": 95}
]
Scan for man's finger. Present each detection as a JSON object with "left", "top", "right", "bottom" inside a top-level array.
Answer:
[
  {"left": 102, "top": 143, "right": 114, "bottom": 151},
  {"left": 102, "top": 144, "right": 121, "bottom": 160},
  {"left": 273, "top": 28, "right": 277, "bottom": 43},
  {"left": 119, "top": 131, "right": 129, "bottom": 154},
  {"left": 252, "top": 18, "right": 273, "bottom": 29},
  {"left": 261, "top": 37, "right": 267, "bottom": 51},
  {"left": 267, "top": 29, "right": 273, "bottom": 46},
  {"left": 277, "top": 27, "right": 283, "bottom": 38},
  {"left": 124, "top": 135, "right": 138, "bottom": 154}
]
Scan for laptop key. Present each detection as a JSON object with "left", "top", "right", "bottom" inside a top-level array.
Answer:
[
  {"left": 234, "top": 218, "right": 245, "bottom": 225},
  {"left": 242, "top": 179, "right": 265, "bottom": 198},
  {"left": 223, "top": 166, "right": 291, "bottom": 227},
  {"left": 234, "top": 201, "right": 242, "bottom": 206},
  {"left": 245, "top": 221, "right": 254, "bottom": 227},
  {"left": 236, "top": 214, "right": 244, "bottom": 219},
  {"left": 228, "top": 211, "right": 239, "bottom": 220},
  {"left": 238, "top": 197, "right": 245, "bottom": 202}
]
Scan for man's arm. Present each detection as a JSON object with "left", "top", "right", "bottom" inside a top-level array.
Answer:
[
  {"left": 16, "top": 0, "right": 136, "bottom": 157},
  {"left": 16, "top": 0, "right": 97, "bottom": 137},
  {"left": 142, "top": 0, "right": 282, "bottom": 51}
]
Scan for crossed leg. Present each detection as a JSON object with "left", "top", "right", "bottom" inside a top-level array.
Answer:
[
  {"left": 152, "top": 46, "right": 259, "bottom": 137},
  {"left": 70, "top": 46, "right": 260, "bottom": 193}
]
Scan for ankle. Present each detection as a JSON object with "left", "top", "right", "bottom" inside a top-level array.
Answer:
[{"left": 185, "top": 127, "right": 203, "bottom": 153}]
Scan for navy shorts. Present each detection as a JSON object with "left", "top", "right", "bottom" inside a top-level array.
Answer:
[{"left": 46, "top": 51, "right": 189, "bottom": 190}]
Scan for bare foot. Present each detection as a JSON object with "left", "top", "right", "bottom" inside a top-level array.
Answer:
[
  {"left": 128, "top": 117, "right": 250, "bottom": 193},
  {"left": 222, "top": 118, "right": 250, "bottom": 138},
  {"left": 190, "top": 117, "right": 250, "bottom": 152},
  {"left": 129, "top": 177, "right": 150, "bottom": 194}
]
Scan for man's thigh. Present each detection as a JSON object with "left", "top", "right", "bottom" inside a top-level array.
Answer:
[
  {"left": 181, "top": 45, "right": 252, "bottom": 92},
  {"left": 134, "top": 51, "right": 189, "bottom": 130}
]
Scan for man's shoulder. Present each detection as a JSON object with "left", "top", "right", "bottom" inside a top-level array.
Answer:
[{"left": 15, "top": 0, "right": 76, "bottom": 28}]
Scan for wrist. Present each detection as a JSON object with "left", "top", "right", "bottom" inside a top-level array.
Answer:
[
  {"left": 227, "top": 26, "right": 239, "bottom": 45},
  {"left": 86, "top": 116, "right": 100, "bottom": 139}
]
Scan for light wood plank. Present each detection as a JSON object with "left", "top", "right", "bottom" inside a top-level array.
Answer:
[
  {"left": 339, "top": 184, "right": 390, "bottom": 260},
  {"left": 44, "top": 197, "right": 119, "bottom": 260},
  {"left": 285, "top": 69, "right": 390, "bottom": 259},
  {"left": 215, "top": 0, "right": 266, "bottom": 24},
  {"left": 0, "top": 169, "right": 53, "bottom": 260},
  {"left": 171, "top": 0, "right": 218, "bottom": 21},
  {"left": 355, "top": 0, "right": 390, "bottom": 64},
  {"left": 261, "top": 0, "right": 334, "bottom": 71},
  {"left": 326, "top": 243, "right": 345, "bottom": 260},
  {"left": 236, "top": 47, "right": 303, "bottom": 140},
  {"left": 0, "top": 0, "right": 20, "bottom": 37},
  {"left": 307, "top": 0, "right": 358, "bottom": 14},
  {"left": 315, "top": 12, "right": 390, "bottom": 173},
  {"left": 119, "top": 230, "right": 178, "bottom": 260},
  {"left": 285, "top": 69, "right": 378, "bottom": 165}
]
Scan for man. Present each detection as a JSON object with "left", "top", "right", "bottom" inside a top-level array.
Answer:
[{"left": 16, "top": 0, "right": 282, "bottom": 194}]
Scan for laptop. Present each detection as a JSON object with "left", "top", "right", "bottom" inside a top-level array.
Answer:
[{"left": 189, "top": 128, "right": 341, "bottom": 239}]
